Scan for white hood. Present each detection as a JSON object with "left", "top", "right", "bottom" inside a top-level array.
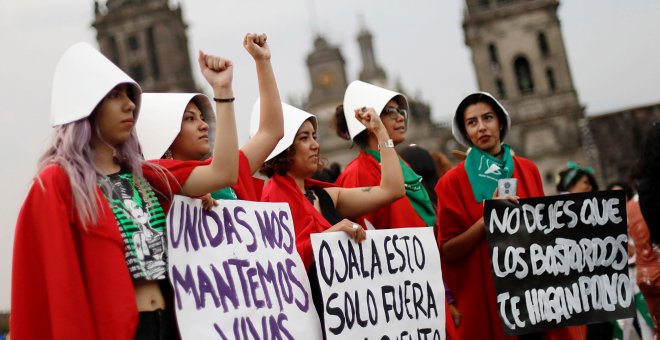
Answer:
[
  {"left": 249, "top": 98, "right": 316, "bottom": 161},
  {"left": 136, "top": 93, "right": 215, "bottom": 160},
  {"left": 342, "top": 80, "right": 409, "bottom": 140},
  {"left": 50, "top": 42, "right": 141, "bottom": 126},
  {"left": 452, "top": 91, "right": 511, "bottom": 147}
]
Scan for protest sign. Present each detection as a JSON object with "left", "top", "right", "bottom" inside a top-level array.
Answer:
[
  {"left": 484, "top": 190, "right": 635, "bottom": 335},
  {"left": 167, "top": 196, "right": 322, "bottom": 339},
  {"left": 311, "top": 227, "right": 445, "bottom": 340}
]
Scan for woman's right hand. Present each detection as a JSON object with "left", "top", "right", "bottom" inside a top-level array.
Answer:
[
  {"left": 326, "top": 219, "right": 367, "bottom": 243},
  {"left": 354, "top": 107, "right": 387, "bottom": 138},
  {"left": 243, "top": 33, "right": 270, "bottom": 61}
]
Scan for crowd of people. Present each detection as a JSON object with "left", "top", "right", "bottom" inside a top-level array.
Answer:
[{"left": 9, "top": 35, "right": 660, "bottom": 340}]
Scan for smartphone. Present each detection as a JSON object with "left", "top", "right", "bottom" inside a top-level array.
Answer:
[{"left": 497, "top": 178, "right": 518, "bottom": 197}]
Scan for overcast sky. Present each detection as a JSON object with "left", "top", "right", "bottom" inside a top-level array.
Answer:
[{"left": 0, "top": 0, "right": 658, "bottom": 311}]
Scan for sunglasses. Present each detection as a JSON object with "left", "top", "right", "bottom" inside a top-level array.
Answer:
[{"left": 381, "top": 107, "right": 408, "bottom": 120}]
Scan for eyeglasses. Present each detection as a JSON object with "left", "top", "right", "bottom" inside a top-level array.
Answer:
[{"left": 381, "top": 107, "right": 407, "bottom": 120}]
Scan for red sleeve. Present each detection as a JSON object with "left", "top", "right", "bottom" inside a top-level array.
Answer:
[
  {"left": 435, "top": 164, "right": 480, "bottom": 244},
  {"left": 529, "top": 160, "right": 545, "bottom": 196},
  {"left": 232, "top": 151, "right": 263, "bottom": 201},
  {"left": 335, "top": 157, "right": 382, "bottom": 227},
  {"left": 513, "top": 157, "right": 545, "bottom": 198},
  {"left": 261, "top": 177, "right": 330, "bottom": 270},
  {"left": 11, "top": 166, "right": 96, "bottom": 338},
  {"left": 143, "top": 159, "right": 206, "bottom": 194},
  {"left": 143, "top": 159, "right": 207, "bottom": 212},
  {"left": 261, "top": 184, "right": 312, "bottom": 269}
]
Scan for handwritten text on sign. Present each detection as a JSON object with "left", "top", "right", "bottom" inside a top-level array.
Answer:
[
  {"left": 311, "top": 228, "right": 445, "bottom": 340},
  {"left": 167, "top": 196, "right": 322, "bottom": 340},
  {"left": 484, "top": 191, "right": 635, "bottom": 335}
]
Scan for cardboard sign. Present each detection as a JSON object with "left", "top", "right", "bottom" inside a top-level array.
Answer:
[
  {"left": 311, "top": 227, "right": 445, "bottom": 340},
  {"left": 484, "top": 191, "right": 635, "bottom": 335},
  {"left": 167, "top": 196, "right": 322, "bottom": 339}
]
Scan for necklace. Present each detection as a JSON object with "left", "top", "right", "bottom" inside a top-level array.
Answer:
[
  {"left": 493, "top": 148, "right": 504, "bottom": 158},
  {"left": 305, "top": 189, "right": 316, "bottom": 204}
]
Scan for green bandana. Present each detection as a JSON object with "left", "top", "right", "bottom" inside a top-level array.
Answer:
[
  {"left": 211, "top": 187, "right": 238, "bottom": 200},
  {"left": 365, "top": 149, "right": 436, "bottom": 227},
  {"left": 464, "top": 144, "right": 514, "bottom": 203},
  {"left": 635, "top": 292, "right": 654, "bottom": 330}
]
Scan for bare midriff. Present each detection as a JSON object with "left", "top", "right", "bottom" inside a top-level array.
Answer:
[{"left": 134, "top": 280, "right": 166, "bottom": 311}]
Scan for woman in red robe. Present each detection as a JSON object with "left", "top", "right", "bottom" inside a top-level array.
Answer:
[
  {"left": 334, "top": 81, "right": 458, "bottom": 338},
  {"left": 335, "top": 81, "right": 435, "bottom": 230},
  {"left": 435, "top": 92, "right": 585, "bottom": 340},
  {"left": 137, "top": 33, "right": 282, "bottom": 204},
  {"left": 255, "top": 102, "right": 405, "bottom": 335},
  {"left": 257, "top": 102, "right": 404, "bottom": 269},
  {"left": 11, "top": 43, "right": 239, "bottom": 339}
]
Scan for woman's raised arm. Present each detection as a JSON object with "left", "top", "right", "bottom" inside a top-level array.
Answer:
[
  {"left": 181, "top": 51, "right": 239, "bottom": 196},
  {"left": 330, "top": 107, "right": 405, "bottom": 218}
]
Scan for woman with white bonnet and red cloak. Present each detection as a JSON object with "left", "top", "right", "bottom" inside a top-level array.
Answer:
[
  {"left": 435, "top": 92, "right": 585, "bottom": 339},
  {"left": 254, "top": 101, "right": 405, "bottom": 333},
  {"left": 137, "top": 33, "right": 283, "bottom": 205},
  {"left": 11, "top": 42, "right": 239, "bottom": 339},
  {"left": 334, "top": 81, "right": 436, "bottom": 230}
]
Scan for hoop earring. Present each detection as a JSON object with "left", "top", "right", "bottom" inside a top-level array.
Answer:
[{"left": 164, "top": 149, "right": 173, "bottom": 160}]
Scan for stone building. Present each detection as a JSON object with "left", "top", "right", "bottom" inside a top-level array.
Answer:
[
  {"left": 304, "top": 24, "right": 449, "bottom": 167},
  {"left": 443, "top": 0, "right": 590, "bottom": 193},
  {"left": 92, "top": 0, "right": 197, "bottom": 92},
  {"left": 587, "top": 103, "right": 660, "bottom": 187},
  {"left": 90, "top": 0, "right": 657, "bottom": 191}
]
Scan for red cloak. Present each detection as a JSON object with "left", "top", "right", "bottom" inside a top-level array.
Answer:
[
  {"left": 436, "top": 157, "right": 584, "bottom": 339},
  {"left": 11, "top": 162, "right": 195, "bottom": 339},
  {"left": 150, "top": 150, "right": 264, "bottom": 203},
  {"left": 335, "top": 151, "right": 426, "bottom": 229},
  {"left": 260, "top": 173, "right": 334, "bottom": 270}
]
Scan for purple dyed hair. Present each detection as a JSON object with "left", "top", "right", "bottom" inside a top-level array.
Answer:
[{"left": 37, "top": 105, "right": 172, "bottom": 227}]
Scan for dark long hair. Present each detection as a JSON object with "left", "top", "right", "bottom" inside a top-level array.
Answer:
[
  {"left": 455, "top": 93, "right": 508, "bottom": 143},
  {"left": 334, "top": 104, "right": 368, "bottom": 148},
  {"left": 259, "top": 118, "right": 326, "bottom": 178},
  {"left": 556, "top": 168, "right": 599, "bottom": 193},
  {"left": 630, "top": 123, "right": 660, "bottom": 183},
  {"left": 630, "top": 123, "right": 660, "bottom": 243},
  {"left": 399, "top": 145, "right": 439, "bottom": 207},
  {"left": 259, "top": 148, "right": 295, "bottom": 178}
]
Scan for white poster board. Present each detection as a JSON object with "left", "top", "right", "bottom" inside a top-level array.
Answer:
[
  {"left": 167, "top": 196, "right": 322, "bottom": 339},
  {"left": 311, "top": 227, "right": 445, "bottom": 340}
]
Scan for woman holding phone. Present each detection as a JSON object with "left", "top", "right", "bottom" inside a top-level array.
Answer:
[{"left": 435, "top": 92, "right": 584, "bottom": 339}]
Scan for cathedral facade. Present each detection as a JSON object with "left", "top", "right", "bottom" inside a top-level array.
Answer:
[
  {"left": 303, "top": 24, "right": 449, "bottom": 168},
  {"left": 449, "top": 0, "right": 591, "bottom": 193},
  {"left": 91, "top": 0, "right": 656, "bottom": 192},
  {"left": 92, "top": 0, "right": 197, "bottom": 92}
]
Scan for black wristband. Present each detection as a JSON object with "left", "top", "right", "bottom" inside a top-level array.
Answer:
[{"left": 213, "top": 97, "right": 235, "bottom": 103}]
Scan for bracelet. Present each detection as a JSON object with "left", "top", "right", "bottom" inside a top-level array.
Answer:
[
  {"left": 213, "top": 97, "right": 235, "bottom": 103},
  {"left": 378, "top": 139, "right": 394, "bottom": 150}
]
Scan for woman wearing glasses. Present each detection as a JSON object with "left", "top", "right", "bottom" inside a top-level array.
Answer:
[
  {"left": 334, "top": 81, "right": 458, "bottom": 338},
  {"left": 334, "top": 81, "right": 436, "bottom": 230}
]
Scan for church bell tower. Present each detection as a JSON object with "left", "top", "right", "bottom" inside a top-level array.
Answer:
[
  {"left": 92, "top": 0, "right": 197, "bottom": 92},
  {"left": 463, "top": 0, "right": 590, "bottom": 189}
]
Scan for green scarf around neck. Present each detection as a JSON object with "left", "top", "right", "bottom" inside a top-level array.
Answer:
[
  {"left": 464, "top": 144, "right": 514, "bottom": 203},
  {"left": 211, "top": 187, "right": 237, "bottom": 200},
  {"left": 365, "top": 149, "right": 436, "bottom": 227}
]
